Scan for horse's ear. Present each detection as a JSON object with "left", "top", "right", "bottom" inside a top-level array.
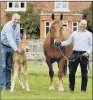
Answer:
[
  {"left": 51, "top": 13, "right": 55, "bottom": 20},
  {"left": 60, "top": 13, "right": 63, "bottom": 20}
]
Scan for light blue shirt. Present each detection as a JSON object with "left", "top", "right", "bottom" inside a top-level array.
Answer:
[
  {"left": 1, "top": 20, "right": 20, "bottom": 51},
  {"left": 61, "top": 30, "right": 92, "bottom": 53}
]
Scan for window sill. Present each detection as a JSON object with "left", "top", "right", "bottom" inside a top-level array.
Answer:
[
  {"left": 53, "top": 9, "right": 70, "bottom": 12},
  {"left": 6, "top": 8, "right": 26, "bottom": 12}
]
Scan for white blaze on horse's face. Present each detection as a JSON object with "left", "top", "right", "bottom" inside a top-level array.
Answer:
[{"left": 50, "top": 20, "right": 63, "bottom": 39}]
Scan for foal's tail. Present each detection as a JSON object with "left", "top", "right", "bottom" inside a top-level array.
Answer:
[{"left": 63, "top": 60, "right": 68, "bottom": 76}]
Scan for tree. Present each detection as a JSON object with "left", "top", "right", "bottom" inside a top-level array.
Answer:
[
  {"left": 20, "top": 3, "right": 40, "bottom": 39},
  {"left": 83, "top": 3, "right": 93, "bottom": 33}
]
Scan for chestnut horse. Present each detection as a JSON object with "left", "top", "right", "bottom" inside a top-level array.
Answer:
[{"left": 43, "top": 13, "right": 73, "bottom": 92}]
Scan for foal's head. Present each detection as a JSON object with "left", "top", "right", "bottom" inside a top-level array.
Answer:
[
  {"left": 50, "top": 13, "right": 63, "bottom": 46},
  {"left": 20, "top": 37, "right": 29, "bottom": 52}
]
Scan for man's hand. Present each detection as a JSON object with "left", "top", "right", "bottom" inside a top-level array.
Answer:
[
  {"left": 83, "top": 52, "right": 89, "bottom": 57},
  {"left": 16, "top": 48, "right": 22, "bottom": 53}
]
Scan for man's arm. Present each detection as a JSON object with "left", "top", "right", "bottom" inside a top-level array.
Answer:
[
  {"left": 61, "top": 33, "right": 74, "bottom": 46},
  {"left": 5, "top": 25, "right": 18, "bottom": 51},
  {"left": 83, "top": 33, "right": 92, "bottom": 57},
  {"left": 87, "top": 33, "right": 92, "bottom": 54},
  {"left": 16, "top": 25, "right": 21, "bottom": 45}
]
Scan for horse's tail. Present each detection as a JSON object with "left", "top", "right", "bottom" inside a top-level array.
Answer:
[{"left": 63, "top": 60, "right": 68, "bottom": 76}]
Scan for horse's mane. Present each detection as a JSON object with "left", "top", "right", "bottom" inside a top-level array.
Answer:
[{"left": 51, "top": 20, "right": 62, "bottom": 27}]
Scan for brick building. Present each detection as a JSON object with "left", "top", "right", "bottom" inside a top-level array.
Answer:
[{"left": 0, "top": 1, "right": 91, "bottom": 39}]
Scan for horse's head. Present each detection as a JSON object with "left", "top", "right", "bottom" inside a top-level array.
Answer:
[
  {"left": 50, "top": 13, "right": 63, "bottom": 47},
  {"left": 20, "top": 36, "right": 30, "bottom": 52}
]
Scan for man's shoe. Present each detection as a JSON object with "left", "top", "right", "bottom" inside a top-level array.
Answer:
[
  {"left": 69, "top": 89, "right": 74, "bottom": 93},
  {"left": 6, "top": 87, "right": 11, "bottom": 91},
  {"left": 1, "top": 87, "right": 6, "bottom": 91},
  {"left": 81, "top": 91, "right": 86, "bottom": 93}
]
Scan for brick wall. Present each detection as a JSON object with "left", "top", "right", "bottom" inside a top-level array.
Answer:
[
  {"left": 1, "top": 2, "right": 7, "bottom": 26},
  {"left": 0, "top": 1, "right": 91, "bottom": 39},
  {"left": 70, "top": 2, "right": 91, "bottom": 13},
  {"left": 38, "top": 1, "right": 91, "bottom": 39}
]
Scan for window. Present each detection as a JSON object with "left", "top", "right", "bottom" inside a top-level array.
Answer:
[
  {"left": 44, "top": 21, "right": 51, "bottom": 38},
  {"left": 53, "top": 1, "right": 70, "bottom": 12},
  {"left": 72, "top": 22, "right": 78, "bottom": 31},
  {"left": 6, "top": 2, "right": 26, "bottom": 11},
  {"left": 62, "top": 20, "right": 68, "bottom": 27}
]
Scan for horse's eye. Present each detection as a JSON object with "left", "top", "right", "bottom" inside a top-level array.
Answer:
[{"left": 51, "top": 27, "right": 54, "bottom": 29}]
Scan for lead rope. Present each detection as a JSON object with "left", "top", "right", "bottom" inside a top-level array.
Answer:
[
  {"left": 58, "top": 47, "right": 80, "bottom": 61},
  {"left": 58, "top": 47, "right": 91, "bottom": 74}
]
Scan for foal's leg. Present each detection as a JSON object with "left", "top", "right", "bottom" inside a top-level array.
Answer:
[
  {"left": 18, "top": 65, "right": 25, "bottom": 89},
  {"left": 23, "top": 62, "right": 30, "bottom": 91},
  {"left": 58, "top": 59, "right": 66, "bottom": 92},
  {"left": 10, "top": 63, "right": 19, "bottom": 92},
  {"left": 46, "top": 58, "right": 55, "bottom": 90}
]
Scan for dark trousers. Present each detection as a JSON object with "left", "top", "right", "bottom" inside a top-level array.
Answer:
[
  {"left": 1, "top": 44, "right": 13, "bottom": 89},
  {"left": 69, "top": 50, "right": 88, "bottom": 91}
]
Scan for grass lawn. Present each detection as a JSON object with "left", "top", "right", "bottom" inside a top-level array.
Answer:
[{"left": 1, "top": 63, "right": 92, "bottom": 100}]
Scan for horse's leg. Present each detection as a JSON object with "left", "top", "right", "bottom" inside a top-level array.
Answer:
[
  {"left": 46, "top": 58, "right": 55, "bottom": 90},
  {"left": 58, "top": 58, "right": 66, "bottom": 92}
]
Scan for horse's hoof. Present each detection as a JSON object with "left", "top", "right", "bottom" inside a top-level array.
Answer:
[
  {"left": 26, "top": 88, "right": 30, "bottom": 92},
  {"left": 10, "top": 89, "right": 13, "bottom": 92},
  {"left": 58, "top": 87, "right": 64, "bottom": 92},
  {"left": 49, "top": 86, "right": 55, "bottom": 90}
]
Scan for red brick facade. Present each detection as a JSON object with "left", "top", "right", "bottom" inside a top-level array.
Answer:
[
  {"left": 35, "top": 2, "right": 91, "bottom": 39},
  {"left": 1, "top": 2, "right": 7, "bottom": 25},
  {"left": 0, "top": 1, "right": 91, "bottom": 39}
]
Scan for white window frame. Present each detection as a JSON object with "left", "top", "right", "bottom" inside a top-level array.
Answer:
[
  {"left": 6, "top": 2, "right": 26, "bottom": 11},
  {"left": 72, "top": 21, "right": 78, "bottom": 31},
  {"left": 53, "top": 1, "right": 70, "bottom": 12},
  {"left": 44, "top": 21, "right": 51, "bottom": 38},
  {"left": 62, "top": 20, "right": 68, "bottom": 27}
]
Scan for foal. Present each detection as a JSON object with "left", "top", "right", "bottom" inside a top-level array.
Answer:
[{"left": 10, "top": 37, "right": 30, "bottom": 92}]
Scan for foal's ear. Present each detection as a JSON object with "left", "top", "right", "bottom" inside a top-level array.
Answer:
[
  {"left": 51, "top": 13, "right": 55, "bottom": 20},
  {"left": 82, "top": 14, "right": 87, "bottom": 19},
  {"left": 60, "top": 13, "right": 63, "bottom": 20}
]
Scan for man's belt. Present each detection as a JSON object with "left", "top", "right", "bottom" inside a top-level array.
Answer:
[
  {"left": 1, "top": 43, "right": 11, "bottom": 48},
  {"left": 73, "top": 50, "right": 86, "bottom": 54}
]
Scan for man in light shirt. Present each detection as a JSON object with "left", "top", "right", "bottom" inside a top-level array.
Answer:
[
  {"left": 1, "top": 13, "right": 22, "bottom": 90},
  {"left": 55, "top": 19, "right": 92, "bottom": 92}
]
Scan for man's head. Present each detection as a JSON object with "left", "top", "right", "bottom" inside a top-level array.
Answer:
[
  {"left": 79, "top": 19, "right": 87, "bottom": 31},
  {"left": 12, "top": 13, "right": 20, "bottom": 25}
]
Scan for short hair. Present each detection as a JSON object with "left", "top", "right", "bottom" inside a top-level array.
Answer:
[
  {"left": 12, "top": 13, "right": 20, "bottom": 20},
  {"left": 79, "top": 19, "right": 87, "bottom": 27}
]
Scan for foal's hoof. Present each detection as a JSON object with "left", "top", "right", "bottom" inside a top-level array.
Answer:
[
  {"left": 58, "top": 87, "right": 64, "bottom": 92},
  {"left": 49, "top": 86, "right": 55, "bottom": 90},
  {"left": 22, "top": 86, "right": 25, "bottom": 89}
]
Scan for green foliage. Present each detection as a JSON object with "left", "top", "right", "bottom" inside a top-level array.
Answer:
[
  {"left": 6, "top": 2, "right": 40, "bottom": 39},
  {"left": 20, "top": 3, "right": 40, "bottom": 39},
  {"left": 83, "top": 4, "right": 93, "bottom": 33},
  {"left": 0, "top": 25, "right": 4, "bottom": 32}
]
